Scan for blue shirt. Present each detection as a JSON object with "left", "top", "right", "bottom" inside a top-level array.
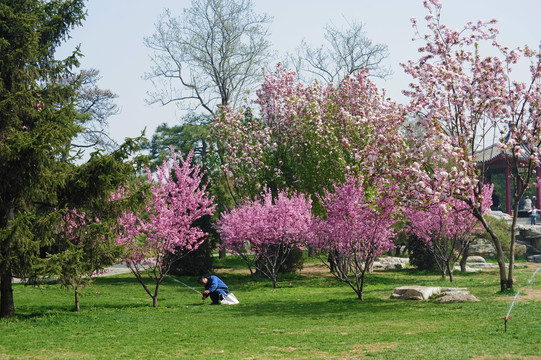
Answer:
[{"left": 205, "top": 275, "right": 229, "bottom": 294}]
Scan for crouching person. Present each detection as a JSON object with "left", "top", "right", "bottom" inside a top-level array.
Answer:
[{"left": 198, "top": 275, "right": 229, "bottom": 305}]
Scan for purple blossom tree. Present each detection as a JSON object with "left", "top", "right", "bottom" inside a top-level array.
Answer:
[
  {"left": 310, "top": 177, "right": 398, "bottom": 300},
  {"left": 113, "top": 148, "right": 215, "bottom": 307},
  {"left": 405, "top": 184, "right": 493, "bottom": 282},
  {"left": 217, "top": 188, "right": 312, "bottom": 288}
]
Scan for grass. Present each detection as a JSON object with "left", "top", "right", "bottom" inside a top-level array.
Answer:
[{"left": 1, "top": 256, "right": 540, "bottom": 359}]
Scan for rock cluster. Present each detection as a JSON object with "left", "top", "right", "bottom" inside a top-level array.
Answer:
[{"left": 391, "top": 286, "right": 479, "bottom": 302}]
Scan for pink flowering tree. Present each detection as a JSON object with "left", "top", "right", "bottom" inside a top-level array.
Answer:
[
  {"left": 310, "top": 177, "right": 398, "bottom": 300},
  {"left": 50, "top": 207, "right": 119, "bottom": 311},
  {"left": 217, "top": 188, "right": 312, "bottom": 288},
  {"left": 403, "top": 0, "right": 541, "bottom": 291},
  {"left": 405, "top": 184, "right": 493, "bottom": 282},
  {"left": 113, "top": 148, "right": 215, "bottom": 307},
  {"left": 210, "top": 64, "right": 408, "bottom": 212}
]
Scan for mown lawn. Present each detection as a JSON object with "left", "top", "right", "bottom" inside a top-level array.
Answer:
[{"left": 1, "top": 257, "right": 540, "bottom": 359}]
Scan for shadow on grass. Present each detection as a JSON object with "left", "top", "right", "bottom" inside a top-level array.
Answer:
[{"left": 221, "top": 295, "right": 416, "bottom": 319}]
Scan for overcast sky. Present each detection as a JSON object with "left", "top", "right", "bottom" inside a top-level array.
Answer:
[{"left": 58, "top": 0, "right": 541, "bottom": 145}]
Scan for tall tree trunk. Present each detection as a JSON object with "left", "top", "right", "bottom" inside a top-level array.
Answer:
[
  {"left": 473, "top": 210, "right": 509, "bottom": 292},
  {"left": 0, "top": 273, "right": 15, "bottom": 318}
]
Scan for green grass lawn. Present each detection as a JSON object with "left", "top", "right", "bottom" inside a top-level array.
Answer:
[{"left": 1, "top": 257, "right": 540, "bottom": 359}]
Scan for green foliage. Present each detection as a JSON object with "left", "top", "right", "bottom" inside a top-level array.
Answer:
[
  {"left": 475, "top": 216, "right": 526, "bottom": 259},
  {"left": 169, "top": 238, "right": 214, "bottom": 276},
  {"left": 0, "top": 0, "right": 86, "bottom": 318},
  {"left": 278, "top": 247, "right": 305, "bottom": 274},
  {"left": 146, "top": 116, "right": 211, "bottom": 167},
  {"left": 406, "top": 234, "right": 437, "bottom": 271}
]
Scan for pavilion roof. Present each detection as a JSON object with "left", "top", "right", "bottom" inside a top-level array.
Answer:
[{"left": 475, "top": 142, "right": 530, "bottom": 165}]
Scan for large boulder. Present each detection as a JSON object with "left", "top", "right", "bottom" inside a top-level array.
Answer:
[
  {"left": 466, "top": 256, "right": 486, "bottom": 263},
  {"left": 435, "top": 288, "right": 479, "bottom": 303},
  {"left": 391, "top": 286, "right": 441, "bottom": 300}
]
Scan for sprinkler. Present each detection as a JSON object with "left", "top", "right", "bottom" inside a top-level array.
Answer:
[
  {"left": 503, "top": 291, "right": 520, "bottom": 332},
  {"left": 502, "top": 317, "right": 510, "bottom": 332}
]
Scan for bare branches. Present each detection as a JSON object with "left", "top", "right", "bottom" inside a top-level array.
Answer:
[
  {"left": 290, "top": 17, "right": 391, "bottom": 85},
  {"left": 144, "top": 0, "right": 272, "bottom": 115}
]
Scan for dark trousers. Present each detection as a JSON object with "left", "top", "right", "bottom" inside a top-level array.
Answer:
[{"left": 210, "top": 289, "right": 228, "bottom": 304}]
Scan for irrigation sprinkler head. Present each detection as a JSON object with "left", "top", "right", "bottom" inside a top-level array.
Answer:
[{"left": 502, "top": 317, "right": 510, "bottom": 332}]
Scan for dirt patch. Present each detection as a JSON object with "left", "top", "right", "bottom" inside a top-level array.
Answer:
[
  {"left": 299, "top": 262, "right": 333, "bottom": 278},
  {"left": 473, "top": 354, "right": 540, "bottom": 360},
  {"left": 350, "top": 342, "right": 398, "bottom": 353},
  {"left": 266, "top": 346, "right": 297, "bottom": 352},
  {"left": 501, "top": 288, "right": 541, "bottom": 302},
  {"left": 217, "top": 267, "right": 251, "bottom": 275}
]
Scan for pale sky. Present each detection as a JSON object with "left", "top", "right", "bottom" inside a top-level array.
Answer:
[{"left": 58, "top": 0, "right": 541, "bottom": 146}]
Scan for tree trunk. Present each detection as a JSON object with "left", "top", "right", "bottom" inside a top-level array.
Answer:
[
  {"left": 0, "top": 273, "right": 15, "bottom": 318},
  {"left": 153, "top": 282, "right": 160, "bottom": 308},
  {"left": 460, "top": 243, "right": 469, "bottom": 273},
  {"left": 74, "top": 286, "right": 80, "bottom": 312},
  {"left": 507, "top": 206, "right": 518, "bottom": 291},
  {"left": 272, "top": 277, "right": 277, "bottom": 289},
  {"left": 219, "top": 246, "right": 226, "bottom": 259},
  {"left": 447, "top": 262, "right": 454, "bottom": 283},
  {"left": 473, "top": 211, "right": 509, "bottom": 292}
]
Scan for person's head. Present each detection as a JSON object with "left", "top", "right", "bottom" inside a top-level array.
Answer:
[{"left": 198, "top": 276, "right": 208, "bottom": 285}]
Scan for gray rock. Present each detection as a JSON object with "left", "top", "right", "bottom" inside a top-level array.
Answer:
[
  {"left": 466, "top": 256, "right": 486, "bottom": 263},
  {"left": 468, "top": 238, "right": 497, "bottom": 257},
  {"left": 485, "top": 210, "right": 512, "bottom": 221},
  {"left": 435, "top": 292, "right": 479, "bottom": 303},
  {"left": 528, "top": 254, "right": 541, "bottom": 263},
  {"left": 372, "top": 257, "right": 409, "bottom": 271},
  {"left": 391, "top": 286, "right": 441, "bottom": 300}
]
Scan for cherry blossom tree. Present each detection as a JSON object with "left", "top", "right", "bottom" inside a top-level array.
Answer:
[
  {"left": 310, "top": 176, "right": 398, "bottom": 300},
  {"left": 113, "top": 148, "right": 215, "bottom": 307},
  {"left": 403, "top": 0, "right": 541, "bottom": 291},
  {"left": 211, "top": 64, "right": 408, "bottom": 212},
  {"left": 405, "top": 184, "right": 493, "bottom": 282},
  {"left": 217, "top": 188, "right": 312, "bottom": 288}
]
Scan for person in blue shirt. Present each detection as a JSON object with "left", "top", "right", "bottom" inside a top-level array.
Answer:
[{"left": 198, "top": 275, "right": 229, "bottom": 304}]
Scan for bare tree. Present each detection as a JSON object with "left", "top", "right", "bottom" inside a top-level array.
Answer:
[
  {"left": 73, "top": 69, "right": 119, "bottom": 151},
  {"left": 289, "top": 18, "right": 391, "bottom": 85},
  {"left": 144, "top": 0, "right": 272, "bottom": 116}
]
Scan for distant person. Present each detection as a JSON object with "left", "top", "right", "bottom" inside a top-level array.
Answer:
[
  {"left": 529, "top": 206, "right": 539, "bottom": 225},
  {"left": 198, "top": 275, "right": 229, "bottom": 305},
  {"left": 524, "top": 196, "right": 532, "bottom": 211},
  {"left": 491, "top": 193, "right": 501, "bottom": 211}
]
